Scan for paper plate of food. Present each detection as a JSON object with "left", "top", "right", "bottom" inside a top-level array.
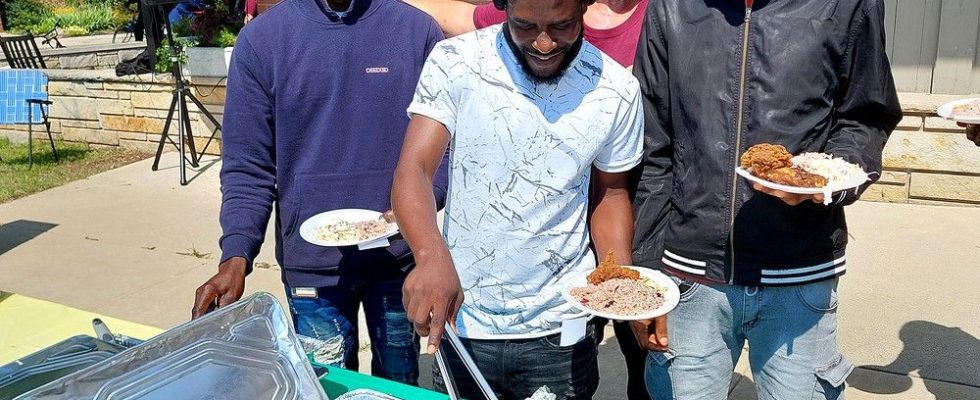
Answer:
[
  {"left": 736, "top": 143, "right": 870, "bottom": 202},
  {"left": 299, "top": 209, "right": 399, "bottom": 247},
  {"left": 563, "top": 251, "right": 680, "bottom": 321},
  {"left": 937, "top": 98, "right": 980, "bottom": 124}
]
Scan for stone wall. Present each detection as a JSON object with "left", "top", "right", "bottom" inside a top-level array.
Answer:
[
  {"left": 0, "top": 43, "right": 146, "bottom": 70},
  {"left": 0, "top": 69, "right": 224, "bottom": 156},
  {"left": 1, "top": 73, "right": 978, "bottom": 206},
  {"left": 864, "top": 93, "right": 980, "bottom": 206}
]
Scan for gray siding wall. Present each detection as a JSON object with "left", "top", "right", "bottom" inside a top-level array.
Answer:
[{"left": 887, "top": 0, "right": 980, "bottom": 94}]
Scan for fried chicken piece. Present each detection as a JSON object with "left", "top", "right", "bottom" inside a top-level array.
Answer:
[
  {"left": 761, "top": 166, "right": 828, "bottom": 188},
  {"left": 740, "top": 144, "right": 792, "bottom": 174},
  {"left": 740, "top": 143, "right": 829, "bottom": 188},
  {"left": 587, "top": 250, "right": 640, "bottom": 285},
  {"left": 597, "top": 249, "right": 617, "bottom": 269}
]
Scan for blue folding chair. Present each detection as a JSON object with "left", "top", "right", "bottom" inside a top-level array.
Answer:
[{"left": 0, "top": 70, "right": 57, "bottom": 169}]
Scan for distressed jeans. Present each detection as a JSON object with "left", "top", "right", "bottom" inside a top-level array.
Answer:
[{"left": 285, "top": 275, "right": 420, "bottom": 385}]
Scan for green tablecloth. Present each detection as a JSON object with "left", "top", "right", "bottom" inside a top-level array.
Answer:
[{"left": 316, "top": 364, "right": 449, "bottom": 400}]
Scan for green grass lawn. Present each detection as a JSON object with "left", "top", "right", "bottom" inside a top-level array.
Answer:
[{"left": 0, "top": 138, "right": 152, "bottom": 204}]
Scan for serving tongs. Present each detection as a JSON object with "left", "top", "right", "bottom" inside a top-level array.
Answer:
[{"left": 435, "top": 322, "right": 499, "bottom": 400}]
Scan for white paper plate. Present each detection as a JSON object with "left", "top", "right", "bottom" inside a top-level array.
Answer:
[
  {"left": 299, "top": 209, "right": 399, "bottom": 247},
  {"left": 735, "top": 166, "right": 868, "bottom": 196},
  {"left": 937, "top": 98, "right": 980, "bottom": 124},
  {"left": 562, "top": 266, "right": 680, "bottom": 321}
]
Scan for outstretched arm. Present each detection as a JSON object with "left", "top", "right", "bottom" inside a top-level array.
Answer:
[{"left": 392, "top": 116, "right": 462, "bottom": 355}]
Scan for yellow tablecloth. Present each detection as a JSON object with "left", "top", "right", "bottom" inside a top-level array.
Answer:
[{"left": 0, "top": 292, "right": 164, "bottom": 364}]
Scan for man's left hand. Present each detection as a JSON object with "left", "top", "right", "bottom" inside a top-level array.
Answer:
[
  {"left": 630, "top": 315, "right": 668, "bottom": 352},
  {"left": 751, "top": 182, "right": 824, "bottom": 206}
]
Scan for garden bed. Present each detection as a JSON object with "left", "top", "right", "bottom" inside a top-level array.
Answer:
[{"left": 4, "top": 0, "right": 128, "bottom": 38}]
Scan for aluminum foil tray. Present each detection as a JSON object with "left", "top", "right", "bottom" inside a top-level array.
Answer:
[
  {"left": 0, "top": 336, "right": 125, "bottom": 400},
  {"left": 15, "top": 292, "right": 329, "bottom": 400},
  {"left": 333, "top": 389, "right": 404, "bottom": 400}
]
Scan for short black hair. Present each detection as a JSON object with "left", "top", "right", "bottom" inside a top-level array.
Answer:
[{"left": 492, "top": 0, "right": 596, "bottom": 11}]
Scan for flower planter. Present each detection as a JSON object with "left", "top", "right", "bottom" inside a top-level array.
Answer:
[{"left": 185, "top": 47, "right": 234, "bottom": 77}]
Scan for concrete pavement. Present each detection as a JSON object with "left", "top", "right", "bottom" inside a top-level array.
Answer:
[{"left": 0, "top": 152, "right": 978, "bottom": 399}]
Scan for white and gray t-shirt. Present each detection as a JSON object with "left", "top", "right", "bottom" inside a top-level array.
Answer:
[{"left": 407, "top": 25, "right": 643, "bottom": 339}]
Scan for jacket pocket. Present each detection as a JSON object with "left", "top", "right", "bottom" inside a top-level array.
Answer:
[{"left": 280, "top": 170, "right": 396, "bottom": 269}]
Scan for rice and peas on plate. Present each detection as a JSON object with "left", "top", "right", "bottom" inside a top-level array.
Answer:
[
  {"left": 569, "top": 250, "right": 666, "bottom": 316},
  {"left": 953, "top": 99, "right": 980, "bottom": 118},
  {"left": 314, "top": 218, "right": 391, "bottom": 243}
]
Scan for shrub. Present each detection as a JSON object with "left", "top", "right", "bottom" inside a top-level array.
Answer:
[
  {"left": 63, "top": 25, "right": 89, "bottom": 35},
  {"left": 36, "top": 0, "right": 67, "bottom": 7},
  {"left": 111, "top": 1, "right": 136, "bottom": 26},
  {"left": 154, "top": 37, "right": 196, "bottom": 73},
  {"left": 211, "top": 26, "right": 237, "bottom": 48},
  {"left": 72, "top": 0, "right": 121, "bottom": 7},
  {"left": 189, "top": 0, "right": 241, "bottom": 47},
  {"left": 6, "top": 0, "right": 115, "bottom": 35},
  {"left": 55, "top": 3, "right": 114, "bottom": 32},
  {"left": 172, "top": 17, "right": 194, "bottom": 38},
  {"left": 7, "top": 0, "right": 55, "bottom": 32}
]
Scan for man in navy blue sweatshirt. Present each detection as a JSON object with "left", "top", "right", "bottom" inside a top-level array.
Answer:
[{"left": 189, "top": 0, "right": 449, "bottom": 385}]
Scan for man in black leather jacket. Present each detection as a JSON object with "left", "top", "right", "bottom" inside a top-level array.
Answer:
[{"left": 629, "top": 0, "right": 902, "bottom": 398}]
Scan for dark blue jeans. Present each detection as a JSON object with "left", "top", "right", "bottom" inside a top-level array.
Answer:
[
  {"left": 433, "top": 324, "right": 599, "bottom": 400},
  {"left": 285, "top": 275, "right": 420, "bottom": 385}
]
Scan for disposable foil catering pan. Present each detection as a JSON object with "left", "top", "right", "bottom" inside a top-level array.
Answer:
[
  {"left": 0, "top": 336, "right": 126, "bottom": 400},
  {"left": 15, "top": 292, "right": 329, "bottom": 400},
  {"left": 333, "top": 389, "right": 403, "bottom": 400}
]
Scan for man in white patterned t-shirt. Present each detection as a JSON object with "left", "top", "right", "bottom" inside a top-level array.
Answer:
[{"left": 391, "top": 0, "right": 643, "bottom": 396}]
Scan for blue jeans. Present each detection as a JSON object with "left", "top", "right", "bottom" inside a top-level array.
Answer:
[
  {"left": 285, "top": 275, "right": 420, "bottom": 385},
  {"left": 646, "top": 277, "right": 853, "bottom": 400},
  {"left": 433, "top": 324, "right": 599, "bottom": 400}
]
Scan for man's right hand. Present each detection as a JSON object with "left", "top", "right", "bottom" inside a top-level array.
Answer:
[
  {"left": 402, "top": 249, "right": 463, "bottom": 355},
  {"left": 630, "top": 315, "right": 669, "bottom": 352},
  {"left": 751, "top": 182, "right": 824, "bottom": 206},
  {"left": 958, "top": 123, "right": 980, "bottom": 146},
  {"left": 191, "top": 257, "right": 248, "bottom": 319}
]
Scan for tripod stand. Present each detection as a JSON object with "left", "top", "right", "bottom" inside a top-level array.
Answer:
[{"left": 147, "top": 0, "right": 221, "bottom": 185}]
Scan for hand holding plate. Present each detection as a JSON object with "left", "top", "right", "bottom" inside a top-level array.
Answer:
[{"left": 750, "top": 182, "right": 825, "bottom": 206}]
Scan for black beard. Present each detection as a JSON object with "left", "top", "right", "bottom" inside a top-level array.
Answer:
[{"left": 502, "top": 23, "right": 584, "bottom": 85}]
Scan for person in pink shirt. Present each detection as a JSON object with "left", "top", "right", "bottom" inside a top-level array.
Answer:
[
  {"left": 244, "top": 0, "right": 257, "bottom": 23},
  {"left": 406, "top": 0, "right": 645, "bottom": 69}
]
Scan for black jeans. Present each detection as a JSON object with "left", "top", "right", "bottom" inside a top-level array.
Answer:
[{"left": 433, "top": 324, "right": 599, "bottom": 400}]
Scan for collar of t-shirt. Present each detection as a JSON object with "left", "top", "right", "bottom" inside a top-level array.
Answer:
[{"left": 324, "top": 0, "right": 354, "bottom": 17}]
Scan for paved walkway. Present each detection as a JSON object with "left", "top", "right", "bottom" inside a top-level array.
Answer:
[{"left": 0, "top": 153, "right": 978, "bottom": 399}]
